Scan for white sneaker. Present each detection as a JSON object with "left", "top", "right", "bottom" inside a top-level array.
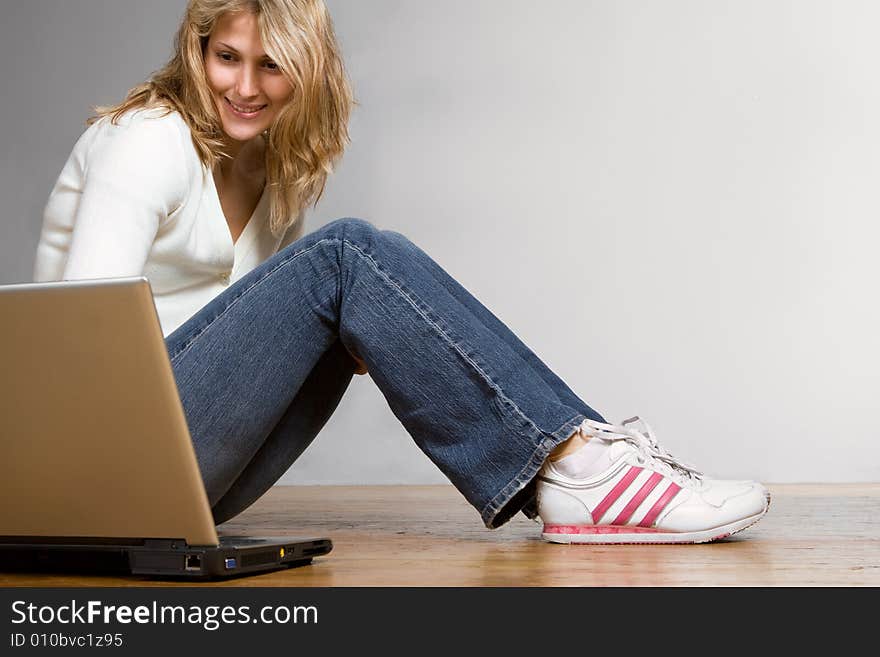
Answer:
[{"left": 536, "top": 417, "right": 770, "bottom": 544}]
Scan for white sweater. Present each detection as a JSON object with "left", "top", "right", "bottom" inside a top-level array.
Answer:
[{"left": 33, "top": 107, "right": 303, "bottom": 337}]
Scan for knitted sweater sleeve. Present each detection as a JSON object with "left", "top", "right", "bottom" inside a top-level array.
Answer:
[{"left": 62, "top": 114, "right": 189, "bottom": 280}]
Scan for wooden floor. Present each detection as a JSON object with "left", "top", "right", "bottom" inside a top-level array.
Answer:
[{"left": 2, "top": 484, "right": 878, "bottom": 586}]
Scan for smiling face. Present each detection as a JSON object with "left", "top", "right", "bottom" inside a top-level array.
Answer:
[{"left": 204, "top": 11, "right": 293, "bottom": 151}]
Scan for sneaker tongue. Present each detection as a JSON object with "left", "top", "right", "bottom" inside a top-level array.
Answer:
[{"left": 621, "top": 417, "right": 652, "bottom": 438}]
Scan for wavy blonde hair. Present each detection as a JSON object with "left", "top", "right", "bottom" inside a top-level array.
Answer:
[{"left": 89, "top": 0, "right": 353, "bottom": 238}]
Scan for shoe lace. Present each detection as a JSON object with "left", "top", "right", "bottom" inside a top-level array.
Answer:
[{"left": 579, "top": 416, "right": 702, "bottom": 481}]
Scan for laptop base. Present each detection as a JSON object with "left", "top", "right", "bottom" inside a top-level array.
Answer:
[{"left": 0, "top": 537, "right": 332, "bottom": 580}]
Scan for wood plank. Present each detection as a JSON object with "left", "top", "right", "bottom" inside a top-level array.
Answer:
[{"left": 1, "top": 484, "right": 878, "bottom": 586}]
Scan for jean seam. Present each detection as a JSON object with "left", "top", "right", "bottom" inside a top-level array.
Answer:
[
  {"left": 169, "top": 238, "right": 339, "bottom": 365},
  {"left": 341, "top": 238, "right": 548, "bottom": 441}
]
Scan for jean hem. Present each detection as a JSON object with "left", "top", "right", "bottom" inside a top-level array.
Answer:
[{"left": 480, "top": 412, "right": 587, "bottom": 529}]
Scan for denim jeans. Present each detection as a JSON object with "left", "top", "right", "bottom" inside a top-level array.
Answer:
[{"left": 164, "top": 218, "right": 605, "bottom": 529}]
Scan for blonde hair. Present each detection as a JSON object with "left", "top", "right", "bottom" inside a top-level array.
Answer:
[{"left": 89, "top": 0, "right": 354, "bottom": 238}]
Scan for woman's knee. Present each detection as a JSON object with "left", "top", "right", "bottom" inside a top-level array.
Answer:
[
  {"left": 319, "top": 217, "right": 379, "bottom": 242},
  {"left": 315, "top": 218, "right": 422, "bottom": 265}
]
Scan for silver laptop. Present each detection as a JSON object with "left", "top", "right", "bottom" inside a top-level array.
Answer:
[{"left": 0, "top": 276, "right": 331, "bottom": 579}]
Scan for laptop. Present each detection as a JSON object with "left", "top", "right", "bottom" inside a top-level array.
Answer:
[{"left": 0, "top": 276, "right": 332, "bottom": 579}]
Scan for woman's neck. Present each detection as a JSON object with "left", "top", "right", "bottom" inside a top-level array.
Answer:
[{"left": 215, "top": 136, "right": 266, "bottom": 185}]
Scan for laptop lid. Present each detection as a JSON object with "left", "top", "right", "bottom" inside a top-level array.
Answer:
[{"left": 0, "top": 277, "right": 219, "bottom": 547}]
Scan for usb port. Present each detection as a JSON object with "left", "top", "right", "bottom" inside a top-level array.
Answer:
[{"left": 224, "top": 557, "right": 237, "bottom": 569}]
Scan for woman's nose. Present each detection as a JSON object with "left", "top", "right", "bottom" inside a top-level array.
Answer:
[{"left": 236, "top": 67, "right": 260, "bottom": 99}]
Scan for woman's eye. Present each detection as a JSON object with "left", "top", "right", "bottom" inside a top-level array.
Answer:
[{"left": 214, "top": 51, "right": 278, "bottom": 71}]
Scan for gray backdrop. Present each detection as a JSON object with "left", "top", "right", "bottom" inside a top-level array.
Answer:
[{"left": 2, "top": 1, "right": 877, "bottom": 485}]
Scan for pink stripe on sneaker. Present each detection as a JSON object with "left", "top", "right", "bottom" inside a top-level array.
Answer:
[
  {"left": 638, "top": 482, "right": 682, "bottom": 528},
  {"left": 612, "top": 472, "right": 664, "bottom": 526},
  {"left": 591, "top": 466, "right": 643, "bottom": 524}
]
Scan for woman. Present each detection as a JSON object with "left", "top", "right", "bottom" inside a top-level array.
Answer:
[{"left": 33, "top": 0, "right": 769, "bottom": 544}]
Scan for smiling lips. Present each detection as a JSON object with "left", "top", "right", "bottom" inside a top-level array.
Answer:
[{"left": 225, "top": 97, "right": 267, "bottom": 117}]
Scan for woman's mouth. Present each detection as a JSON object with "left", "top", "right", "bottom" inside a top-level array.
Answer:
[{"left": 224, "top": 97, "right": 267, "bottom": 119}]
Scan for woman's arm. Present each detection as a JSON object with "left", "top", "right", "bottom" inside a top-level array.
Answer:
[{"left": 62, "top": 114, "right": 189, "bottom": 280}]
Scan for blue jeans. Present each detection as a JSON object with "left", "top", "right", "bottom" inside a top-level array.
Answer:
[{"left": 165, "top": 219, "right": 605, "bottom": 529}]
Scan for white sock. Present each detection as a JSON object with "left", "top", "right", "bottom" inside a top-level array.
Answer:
[{"left": 552, "top": 436, "right": 614, "bottom": 479}]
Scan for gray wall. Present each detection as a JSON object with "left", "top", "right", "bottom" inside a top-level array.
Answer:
[{"left": 2, "top": 1, "right": 877, "bottom": 485}]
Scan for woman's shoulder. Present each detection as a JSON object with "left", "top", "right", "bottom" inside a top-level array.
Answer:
[
  {"left": 67, "top": 105, "right": 197, "bottom": 206},
  {"left": 90, "top": 105, "right": 191, "bottom": 150},
  {"left": 80, "top": 105, "right": 197, "bottom": 178}
]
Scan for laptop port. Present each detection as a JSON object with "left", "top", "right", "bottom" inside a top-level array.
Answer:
[{"left": 185, "top": 554, "right": 201, "bottom": 571}]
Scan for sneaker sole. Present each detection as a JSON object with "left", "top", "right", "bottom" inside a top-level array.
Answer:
[{"left": 541, "top": 489, "right": 771, "bottom": 545}]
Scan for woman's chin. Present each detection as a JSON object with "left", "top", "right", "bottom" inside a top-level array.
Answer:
[{"left": 220, "top": 123, "right": 266, "bottom": 146}]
